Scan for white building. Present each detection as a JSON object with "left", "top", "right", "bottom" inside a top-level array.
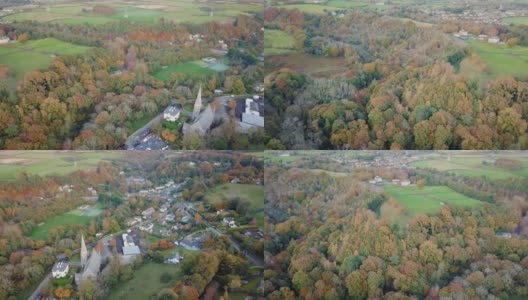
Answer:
[
  {"left": 0, "top": 36, "right": 9, "bottom": 44},
  {"left": 52, "top": 262, "right": 69, "bottom": 278},
  {"left": 121, "top": 233, "right": 141, "bottom": 256},
  {"left": 167, "top": 252, "right": 184, "bottom": 264},
  {"left": 163, "top": 106, "right": 180, "bottom": 122},
  {"left": 139, "top": 222, "right": 154, "bottom": 233},
  {"left": 142, "top": 207, "right": 155, "bottom": 219},
  {"left": 401, "top": 180, "right": 411, "bottom": 186},
  {"left": 488, "top": 37, "right": 500, "bottom": 44},
  {"left": 241, "top": 97, "right": 264, "bottom": 127}
]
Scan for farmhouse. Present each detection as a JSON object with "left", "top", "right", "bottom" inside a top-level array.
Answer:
[
  {"left": 163, "top": 106, "right": 180, "bottom": 122},
  {"left": 52, "top": 262, "right": 69, "bottom": 279}
]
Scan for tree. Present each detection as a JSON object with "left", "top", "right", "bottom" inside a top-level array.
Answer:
[
  {"left": 507, "top": 38, "right": 519, "bottom": 48},
  {"left": 417, "top": 179, "right": 426, "bottom": 189},
  {"left": 17, "top": 33, "right": 29, "bottom": 43}
]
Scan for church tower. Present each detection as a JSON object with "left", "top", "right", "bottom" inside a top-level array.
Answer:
[
  {"left": 80, "top": 235, "right": 88, "bottom": 268},
  {"left": 193, "top": 86, "right": 202, "bottom": 120}
]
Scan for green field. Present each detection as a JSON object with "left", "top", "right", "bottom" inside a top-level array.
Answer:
[
  {"left": 465, "top": 40, "right": 528, "bottom": 80},
  {"left": 272, "top": 0, "right": 387, "bottom": 14},
  {"left": 264, "top": 29, "right": 297, "bottom": 55},
  {"left": 0, "top": 38, "right": 90, "bottom": 86},
  {"left": 152, "top": 61, "right": 217, "bottom": 81},
  {"left": 31, "top": 212, "right": 94, "bottom": 240},
  {"left": 411, "top": 155, "right": 528, "bottom": 180},
  {"left": 206, "top": 183, "right": 264, "bottom": 227},
  {"left": 502, "top": 16, "right": 528, "bottom": 25},
  {"left": 0, "top": 151, "right": 122, "bottom": 180},
  {"left": 2, "top": 1, "right": 262, "bottom": 25},
  {"left": 383, "top": 185, "right": 482, "bottom": 216},
  {"left": 107, "top": 263, "right": 182, "bottom": 300}
]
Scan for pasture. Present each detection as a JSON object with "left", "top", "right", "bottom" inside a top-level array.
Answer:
[
  {"left": 2, "top": 1, "right": 262, "bottom": 25},
  {"left": 107, "top": 263, "right": 182, "bottom": 300},
  {"left": 31, "top": 212, "right": 94, "bottom": 240},
  {"left": 205, "top": 183, "right": 264, "bottom": 227},
  {"left": 382, "top": 185, "right": 482, "bottom": 216},
  {"left": 265, "top": 53, "right": 348, "bottom": 78},
  {"left": 0, "top": 38, "right": 90, "bottom": 86},
  {"left": 271, "top": 0, "right": 387, "bottom": 14},
  {"left": 465, "top": 40, "right": 528, "bottom": 80},
  {"left": 151, "top": 61, "right": 218, "bottom": 81},
  {"left": 0, "top": 151, "right": 122, "bottom": 180},
  {"left": 502, "top": 16, "right": 528, "bottom": 25},
  {"left": 264, "top": 29, "right": 297, "bottom": 55},
  {"left": 410, "top": 154, "right": 528, "bottom": 180}
]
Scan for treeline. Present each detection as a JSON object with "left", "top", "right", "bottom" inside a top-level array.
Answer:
[{"left": 264, "top": 10, "right": 528, "bottom": 150}]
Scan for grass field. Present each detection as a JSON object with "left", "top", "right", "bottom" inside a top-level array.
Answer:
[
  {"left": 107, "top": 263, "right": 182, "bottom": 300},
  {"left": 383, "top": 185, "right": 482, "bottom": 216},
  {"left": 411, "top": 155, "right": 528, "bottom": 180},
  {"left": 2, "top": 1, "right": 262, "bottom": 25},
  {"left": 0, "top": 151, "right": 122, "bottom": 180},
  {"left": 0, "top": 38, "right": 90, "bottom": 86},
  {"left": 206, "top": 183, "right": 264, "bottom": 227},
  {"left": 272, "top": 0, "right": 387, "bottom": 14},
  {"left": 502, "top": 16, "right": 528, "bottom": 25},
  {"left": 465, "top": 40, "right": 528, "bottom": 80},
  {"left": 265, "top": 53, "right": 348, "bottom": 78},
  {"left": 31, "top": 212, "right": 94, "bottom": 240},
  {"left": 151, "top": 61, "right": 217, "bottom": 81},
  {"left": 264, "top": 29, "right": 297, "bottom": 55}
]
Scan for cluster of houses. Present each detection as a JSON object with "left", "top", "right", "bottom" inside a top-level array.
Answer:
[
  {"left": 368, "top": 176, "right": 411, "bottom": 186},
  {"left": 329, "top": 153, "right": 420, "bottom": 169},
  {"left": 453, "top": 29, "right": 502, "bottom": 44},
  {"left": 426, "top": 5, "right": 527, "bottom": 25}
]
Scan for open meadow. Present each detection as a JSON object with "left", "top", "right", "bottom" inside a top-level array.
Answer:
[
  {"left": 411, "top": 154, "right": 528, "bottom": 179},
  {"left": 0, "top": 38, "right": 90, "bottom": 87},
  {"left": 382, "top": 185, "right": 482, "bottom": 217},
  {"left": 0, "top": 151, "right": 122, "bottom": 180},
  {"left": 264, "top": 29, "right": 297, "bottom": 55},
  {"left": 265, "top": 53, "right": 348, "bottom": 78},
  {"left": 30, "top": 206, "right": 103, "bottom": 240},
  {"left": 205, "top": 183, "right": 264, "bottom": 226},
  {"left": 2, "top": 1, "right": 262, "bottom": 25},
  {"left": 151, "top": 60, "right": 224, "bottom": 81},
  {"left": 502, "top": 16, "right": 528, "bottom": 25},
  {"left": 464, "top": 40, "right": 528, "bottom": 80},
  {"left": 106, "top": 262, "right": 182, "bottom": 300}
]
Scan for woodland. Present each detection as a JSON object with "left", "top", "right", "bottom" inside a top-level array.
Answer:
[
  {"left": 264, "top": 154, "right": 528, "bottom": 299},
  {"left": 264, "top": 9, "right": 528, "bottom": 150}
]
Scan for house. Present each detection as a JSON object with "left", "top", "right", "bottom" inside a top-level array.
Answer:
[
  {"left": 488, "top": 37, "right": 500, "bottom": 44},
  {"left": 392, "top": 179, "right": 401, "bottom": 185},
  {"left": 181, "top": 215, "right": 191, "bottom": 224},
  {"left": 496, "top": 232, "right": 512, "bottom": 239},
  {"left": 478, "top": 34, "right": 488, "bottom": 41},
  {"left": 165, "top": 213, "right": 176, "bottom": 222},
  {"left": 222, "top": 217, "right": 237, "bottom": 228},
  {"left": 52, "top": 262, "right": 69, "bottom": 279},
  {"left": 231, "top": 177, "right": 240, "bottom": 184},
  {"left": 401, "top": 180, "right": 411, "bottom": 186},
  {"left": 126, "top": 216, "right": 142, "bottom": 227},
  {"left": 139, "top": 222, "right": 154, "bottom": 233},
  {"left": 142, "top": 207, "right": 155, "bottom": 219},
  {"left": 374, "top": 176, "right": 383, "bottom": 183},
  {"left": 167, "top": 252, "right": 184, "bottom": 264},
  {"left": 202, "top": 57, "right": 216, "bottom": 64},
  {"left": 163, "top": 106, "right": 180, "bottom": 122},
  {"left": 214, "top": 89, "right": 224, "bottom": 95},
  {"left": 216, "top": 209, "right": 231, "bottom": 216},
  {"left": 0, "top": 36, "right": 9, "bottom": 44}
]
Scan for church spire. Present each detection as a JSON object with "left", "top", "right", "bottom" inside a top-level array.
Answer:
[
  {"left": 193, "top": 86, "right": 202, "bottom": 120},
  {"left": 80, "top": 235, "right": 88, "bottom": 268}
]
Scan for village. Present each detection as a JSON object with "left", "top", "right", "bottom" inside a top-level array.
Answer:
[{"left": 37, "top": 171, "right": 264, "bottom": 299}]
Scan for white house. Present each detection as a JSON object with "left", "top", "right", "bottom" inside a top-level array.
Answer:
[
  {"left": 163, "top": 106, "right": 180, "bottom": 122},
  {"left": 167, "top": 252, "right": 184, "bottom": 264},
  {"left": 488, "top": 37, "right": 500, "bottom": 44},
  {"left": 52, "top": 262, "right": 69, "bottom": 278},
  {"left": 222, "top": 217, "right": 237, "bottom": 228},
  {"left": 138, "top": 222, "right": 154, "bottom": 233},
  {"left": 202, "top": 57, "right": 216, "bottom": 64},
  {"left": 401, "top": 180, "right": 411, "bottom": 186},
  {"left": 0, "top": 36, "right": 9, "bottom": 44}
]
